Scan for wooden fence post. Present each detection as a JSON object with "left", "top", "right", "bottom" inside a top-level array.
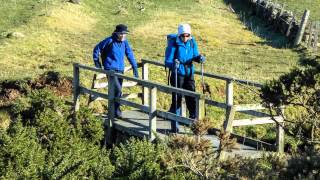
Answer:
[
  {"left": 105, "top": 71, "right": 116, "bottom": 145},
  {"left": 73, "top": 63, "right": 80, "bottom": 112},
  {"left": 314, "top": 22, "right": 319, "bottom": 51},
  {"left": 256, "top": 0, "right": 260, "bottom": 14},
  {"left": 308, "top": 21, "right": 313, "bottom": 48},
  {"left": 149, "top": 86, "right": 157, "bottom": 141},
  {"left": 142, "top": 62, "right": 149, "bottom": 106},
  {"left": 294, "top": 9, "right": 310, "bottom": 46},
  {"left": 286, "top": 17, "right": 294, "bottom": 37}
]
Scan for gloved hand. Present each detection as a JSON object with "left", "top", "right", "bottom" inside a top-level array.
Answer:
[
  {"left": 200, "top": 55, "right": 206, "bottom": 63},
  {"left": 133, "top": 68, "right": 139, "bottom": 78},
  {"left": 193, "top": 55, "right": 206, "bottom": 63},
  {"left": 94, "top": 60, "right": 101, "bottom": 68}
]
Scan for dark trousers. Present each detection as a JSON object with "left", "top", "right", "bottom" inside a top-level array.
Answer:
[
  {"left": 106, "top": 69, "right": 123, "bottom": 117},
  {"left": 169, "top": 73, "right": 196, "bottom": 132},
  {"left": 114, "top": 75, "right": 123, "bottom": 117}
]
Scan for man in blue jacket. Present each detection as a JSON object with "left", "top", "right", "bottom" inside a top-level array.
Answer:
[
  {"left": 93, "top": 24, "right": 139, "bottom": 118},
  {"left": 165, "top": 23, "right": 205, "bottom": 133}
]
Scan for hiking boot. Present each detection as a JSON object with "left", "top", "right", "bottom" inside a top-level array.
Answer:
[
  {"left": 189, "top": 114, "right": 196, "bottom": 119},
  {"left": 115, "top": 109, "right": 122, "bottom": 118}
]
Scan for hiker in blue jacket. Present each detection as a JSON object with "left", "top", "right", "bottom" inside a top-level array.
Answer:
[
  {"left": 93, "top": 24, "right": 139, "bottom": 118},
  {"left": 165, "top": 23, "right": 205, "bottom": 133}
]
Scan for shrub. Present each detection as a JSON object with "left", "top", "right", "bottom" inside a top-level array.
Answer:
[
  {"left": 0, "top": 121, "right": 46, "bottom": 179},
  {"left": 11, "top": 89, "right": 69, "bottom": 124},
  {"left": 1, "top": 89, "right": 114, "bottom": 178},
  {"left": 261, "top": 59, "right": 320, "bottom": 146},
  {"left": 74, "top": 107, "right": 104, "bottom": 145},
  {"left": 111, "top": 138, "right": 164, "bottom": 179}
]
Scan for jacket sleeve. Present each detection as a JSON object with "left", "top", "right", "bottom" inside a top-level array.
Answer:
[
  {"left": 125, "top": 41, "right": 138, "bottom": 69},
  {"left": 93, "top": 38, "right": 108, "bottom": 62},
  {"left": 165, "top": 42, "right": 176, "bottom": 69}
]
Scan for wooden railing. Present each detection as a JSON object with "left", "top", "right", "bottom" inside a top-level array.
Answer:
[
  {"left": 141, "top": 59, "right": 284, "bottom": 152},
  {"left": 73, "top": 63, "right": 205, "bottom": 141},
  {"left": 73, "top": 59, "right": 285, "bottom": 152}
]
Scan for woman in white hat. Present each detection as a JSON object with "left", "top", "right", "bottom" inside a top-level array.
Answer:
[{"left": 165, "top": 23, "right": 206, "bottom": 133}]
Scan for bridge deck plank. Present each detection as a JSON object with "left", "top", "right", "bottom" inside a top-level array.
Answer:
[{"left": 112, "top": 110, "right": 265, "bottom": 158}]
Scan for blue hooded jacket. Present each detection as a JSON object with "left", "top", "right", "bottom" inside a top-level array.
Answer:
[
  {"left": 165, "top": 34, "right": 200, "bottom": 76},
  {"left": 93, "top": 34, "right": 137, "bottom": 72}
]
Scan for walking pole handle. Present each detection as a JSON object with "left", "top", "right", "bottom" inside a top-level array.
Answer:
[{"left": 174, "top": 59, "right": 180, "bottom": 69}]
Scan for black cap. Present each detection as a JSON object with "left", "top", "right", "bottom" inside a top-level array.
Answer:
[{"left": 114, "top": 24, "right": 129, "bottom": 34}]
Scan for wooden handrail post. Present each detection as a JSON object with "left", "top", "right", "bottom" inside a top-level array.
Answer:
[
  {"left": 181, "top": 96, "right": 186, "bottom": 117},
  {"left": 219, "top": 105, "right": 235, "bottom": 161},
  {"left": 105, "top": 71, "right": 116, "bottom": 145},
  {"left": 225, "top": 80, "right": 234, "bottom": 133},
  {"left": 73, "top": 64, "right": 80, "bottom": 112},
  {"left": 224, "top": 106, "right": 235, "bottom": 133},
  {"left": 276, "top": 108, "right": 285, "bottom": 152},
  {"left": 149, "top": 86, "right": 157, "bottom": 141},
  {"left": 226, "top": 80, "right": 233, "bottom": 106},
  {"left": 142, "top": 62, "right": 149, "bottom": 106},
  {"left": 276, "top": 123, "right": 285, "bottom": 153},
  {"left": 294, "top": 9, "right": 310, "bottom": 46},
  {"left": 195, "top": 96, "right": 205, "bottom": 120},
  {"left": 218, "top": 80, "right": 235, "bottom": 160}
]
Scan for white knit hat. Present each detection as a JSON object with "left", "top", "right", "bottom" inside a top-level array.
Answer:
[{"left": 177, "top": 24, "right": 191, "bottom": 36}]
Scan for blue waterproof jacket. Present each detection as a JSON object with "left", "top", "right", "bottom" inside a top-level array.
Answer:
[
  {"left": 165, "top": 34, "right": 200, "bottom": 76},
  {"left": 93, "top": 34, "right": 137, "bottom": 72}
]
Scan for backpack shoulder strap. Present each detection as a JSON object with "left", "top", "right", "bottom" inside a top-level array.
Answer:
[{"left": 101, "top": 39, "right": 113, "bottom": 62}]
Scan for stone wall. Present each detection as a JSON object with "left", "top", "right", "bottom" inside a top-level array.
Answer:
[{"left": 244, "top": 0, "right": 300, "bottom": 42}]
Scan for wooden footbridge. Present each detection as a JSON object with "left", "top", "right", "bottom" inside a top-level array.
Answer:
[{"left": 73, "top": 59, "right": 285, "bottom": 157}]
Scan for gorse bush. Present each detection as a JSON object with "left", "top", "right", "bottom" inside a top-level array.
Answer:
[
  {"left": 0, "top": 121, "right": 46, "bottom": 179},
  {"left": 11, "top": 89, "right": 68, "bottom": 123},
  {"left": 279, "top": 153, "right": 320, "bottom": 179},
  {"left": 1, "top": 89, "right": 114, "bottom": 179},
  {"left": 74, "top": 107, "right": 104, "bottom": 145},
  {"left": 2, "top": 88, "right": 320, "bottom": 179},
  {"left": 111, "top": 137, "right": 164, "bottom": 179}
]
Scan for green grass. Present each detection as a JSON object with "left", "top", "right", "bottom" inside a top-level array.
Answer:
[
  {"left": 0, "top": 0, "right": 308, "bottom": 131},
  {"left": 0, "top": 0, "right": 301, "bottom": 83},
  {"left": 275, "top": 0, "right": 320, "bottom": 21},
  {"left": 0, "top": 0, "right": 49, "bottom": 33}
]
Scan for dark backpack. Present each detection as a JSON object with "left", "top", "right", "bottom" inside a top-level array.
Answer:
[{"left": 100, "top": 40, "right": 113, "bottom": 64}]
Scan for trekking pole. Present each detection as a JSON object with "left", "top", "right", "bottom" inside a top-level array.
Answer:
[
  {"left": 201, "top": 62, "right": 204, "bottom": 86},
  {"left": 174, "top": 59, "right": 179, "bottom": 114}
]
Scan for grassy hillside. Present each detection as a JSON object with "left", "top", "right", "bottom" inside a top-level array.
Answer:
[{"left": 0, "top": 0, "right": 301, "bottom": 84}]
